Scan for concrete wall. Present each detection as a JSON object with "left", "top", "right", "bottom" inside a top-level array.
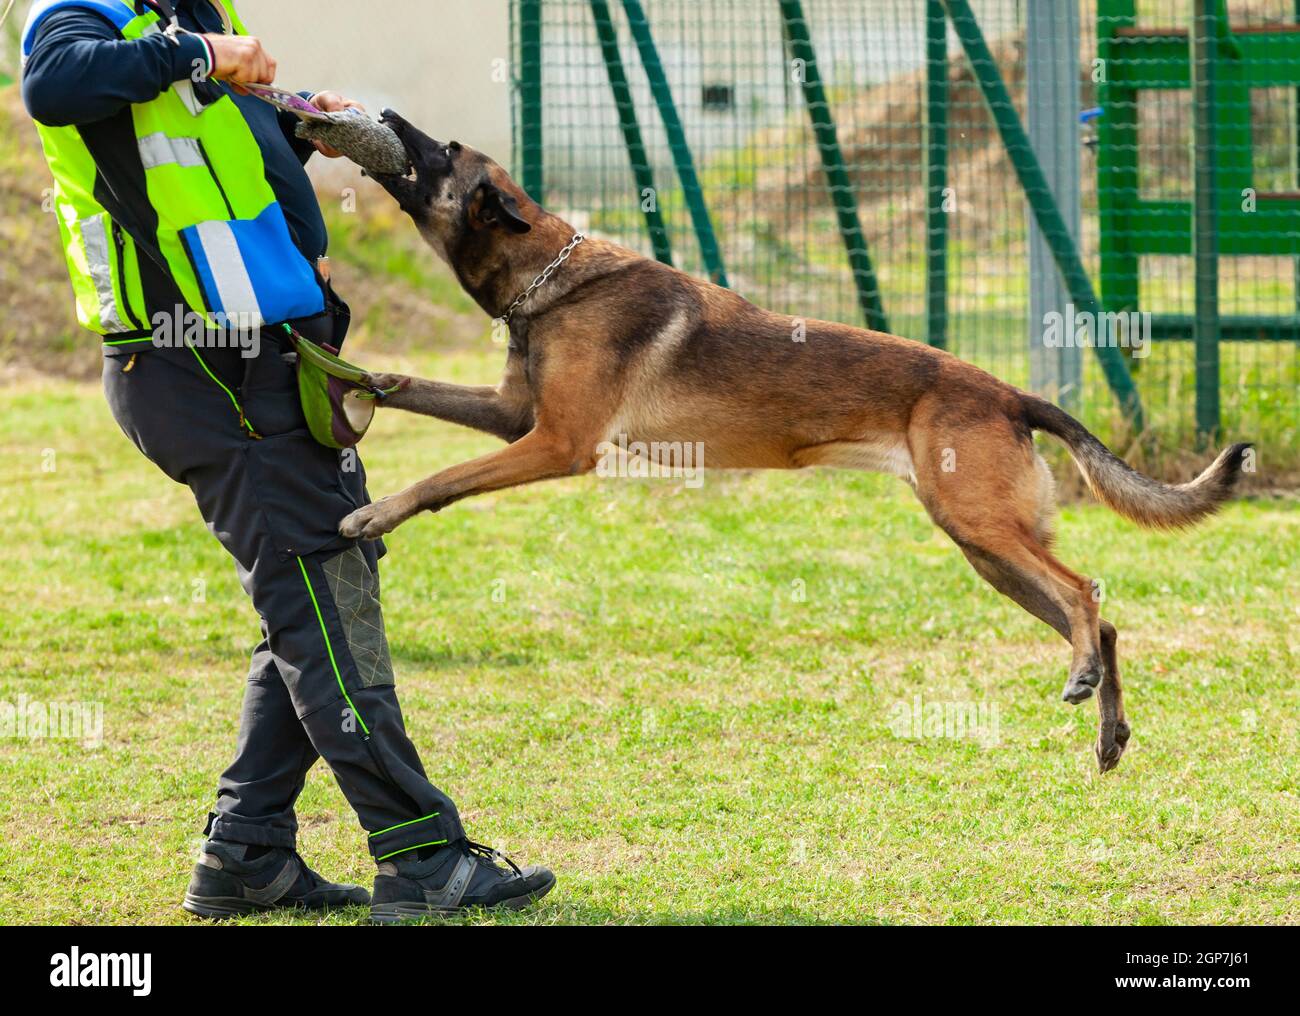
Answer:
[{"left": 240, "top": 0, "right": 513, "bottom": 157}]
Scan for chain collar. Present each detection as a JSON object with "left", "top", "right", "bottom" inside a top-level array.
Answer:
[{"left": 495, "top": 233, "right": 585, "bottom": 327}]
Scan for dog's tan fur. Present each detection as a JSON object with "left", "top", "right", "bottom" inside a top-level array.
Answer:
[{"left": 341, "top": 114, "right": 1252, "bottom": 773}]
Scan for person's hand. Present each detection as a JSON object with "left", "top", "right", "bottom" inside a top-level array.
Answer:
[
  {"left": 307, "top": 91, "right": 366, "bottom": 157},
  {"left": 201, "top": 34, "right": 276, "bottom": 94}
]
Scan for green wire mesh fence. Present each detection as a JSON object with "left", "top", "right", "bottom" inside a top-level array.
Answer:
[
  {"left": 510, "top": 0, "right": 1299, "bottom": 469},
  {"left": 1100, "top": 0, "right": 1300, "bottom": 461}
]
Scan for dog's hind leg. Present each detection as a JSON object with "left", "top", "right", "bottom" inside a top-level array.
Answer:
[
  {"left": 956, "top": 538, "right": 1128, "bottom": 773},
  {"left": 950, "top": 534, "right": 1104, "bottom": 703},
  {"left": 910, "top": 406, "right": 1112, "bottom": 731},
  {"left": 1095, "top": 619, "right": 1130, "bottom": 773},
  {"left": 908, "top": 400, "right": 1134, "bottom": 771},
  {"left": 920, "top": 469, "right": 1131, "bottom": 772}
]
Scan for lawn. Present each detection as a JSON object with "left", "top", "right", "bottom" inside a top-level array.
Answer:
[{"left": 0, "top": 346, "right": 1296, "bottom": 925}]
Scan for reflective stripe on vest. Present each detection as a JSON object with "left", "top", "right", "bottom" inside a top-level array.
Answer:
[
  {"left": 190, "top": 220, "right": 262, "bottom": 326},
  {"left": 137, "top": 132, "right": 205, "bottom": 171},
  {"left": 78, "top": 214, "right": 130, "bottom": 333}
]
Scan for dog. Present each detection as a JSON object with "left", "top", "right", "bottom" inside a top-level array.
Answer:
[{"left": 340, "top": 110, "right": 1252, "bottom": 774}]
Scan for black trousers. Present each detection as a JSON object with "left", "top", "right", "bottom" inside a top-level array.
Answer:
[{"left": 102, "top": 330, "right": 464, "bottom": 862}]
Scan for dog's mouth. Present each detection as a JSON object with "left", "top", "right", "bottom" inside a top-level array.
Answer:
[
  {"left": 381, "top": 110, "right": 453, "bottom": 171},
  {"left": 378, "top": 110, "right": 416, "bottom": 161},
  {"left": 370, "top": 109, "right": 454, "bottom": 213}
]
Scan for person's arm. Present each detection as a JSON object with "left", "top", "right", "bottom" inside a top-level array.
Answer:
[
  {"left": 22, "top": 9, "right": 276, "bottom": 128},
  {"left": 23, "top": 9, "right": 209, "bottom": 126}
]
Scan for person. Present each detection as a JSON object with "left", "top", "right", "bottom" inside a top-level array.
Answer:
[{"left": 20, "top": 0, "right": 553, "bottom": 921}]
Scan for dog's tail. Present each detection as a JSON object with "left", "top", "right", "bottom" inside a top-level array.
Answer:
[{"left": 1021, "top": 394, "right": 1252, "bottom": 530}]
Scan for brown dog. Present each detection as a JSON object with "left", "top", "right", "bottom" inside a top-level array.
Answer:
[{"left": 340, "top": 111, "right": 1252, "bottom": 773}]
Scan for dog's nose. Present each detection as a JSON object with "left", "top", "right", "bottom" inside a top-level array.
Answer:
[{"left": 380, "top": 109, "right": 408, "bottom": 133}]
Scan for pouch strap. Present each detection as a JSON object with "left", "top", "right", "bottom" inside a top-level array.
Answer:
[{"left": 283, "top": 324, "right": 402, "bottom": 397}]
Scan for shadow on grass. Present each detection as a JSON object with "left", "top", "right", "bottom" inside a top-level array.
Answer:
[
  {"left": 387, "top": 642, "right": 540, "bottom": 671},
  {"left": 229, "top": 901, "right": 865, "bottom": 927}
]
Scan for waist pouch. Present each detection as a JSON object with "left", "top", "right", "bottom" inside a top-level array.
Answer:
[{"left": 284, "top": 325, "right": 401, "bottom": 448}]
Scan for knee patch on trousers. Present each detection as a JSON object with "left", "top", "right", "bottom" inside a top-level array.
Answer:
[{"left": 322, "top": 545, "right": 395, "bottom": 688}]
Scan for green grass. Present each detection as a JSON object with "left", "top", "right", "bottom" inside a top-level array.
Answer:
[{"left": 0, "top": 348, "right": 1297, "bottom": 925}]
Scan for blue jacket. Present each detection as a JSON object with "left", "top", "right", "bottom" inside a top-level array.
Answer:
[{"left": 22, "top": 0, "right": 329, "bottom": 262}]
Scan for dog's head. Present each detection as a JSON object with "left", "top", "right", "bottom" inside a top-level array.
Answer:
[{"left": 371, "top": 109, "right": 531, "bottom": 263}]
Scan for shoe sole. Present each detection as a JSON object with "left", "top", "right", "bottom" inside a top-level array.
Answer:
[
  {"left": 182, "top": 892, "right": 369, "bottom": 919},
  {"left": 182, "top": 893, "right": 274, "bottom": 919},
  {"left": 369, "top": 872, "right": 556, "bottom": 924}
]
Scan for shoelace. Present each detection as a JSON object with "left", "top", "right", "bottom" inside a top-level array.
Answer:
[{"left": 466, "top": 840, "right": 522, "bottom": 878}]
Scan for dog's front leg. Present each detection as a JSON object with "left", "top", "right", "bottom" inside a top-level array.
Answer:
[
  {"left": 339, "top": 427, "right": 591, "bottom": 540},
  {"left": 365, "top": 366, "right": 533, "bottom": 443}
]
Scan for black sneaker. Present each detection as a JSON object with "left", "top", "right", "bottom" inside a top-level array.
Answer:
[
  {"left": 370, "top": 839, "right": 555, "bottom": 922},
  {"left": 182, "top": 840, "right": 370, "bottom": 918}
]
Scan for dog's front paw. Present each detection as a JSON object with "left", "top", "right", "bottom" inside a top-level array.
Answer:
[
  {"left": 363, "top": 371, "right": 409, "bottom": 395},
  {"left": 339, "top": 496, "right": 409, "bottom": 540}
]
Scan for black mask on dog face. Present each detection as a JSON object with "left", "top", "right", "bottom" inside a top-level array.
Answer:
[{"left": 372, "top": 109, "right": 532, "bottom": 260}]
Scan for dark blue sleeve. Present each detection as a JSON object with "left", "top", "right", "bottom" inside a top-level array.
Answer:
[{"left": 22, "top": 8, "right": 211, "bottom": 127}]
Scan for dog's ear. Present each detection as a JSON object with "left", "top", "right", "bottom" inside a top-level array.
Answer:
[{"left": 470, "top": 182, "right": 531, "bottom": 234}]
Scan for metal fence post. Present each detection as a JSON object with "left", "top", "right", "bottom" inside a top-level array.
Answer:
[
  {"left": 590, "top": 0, "right": 674, "bottom": 265},
  {"left": 779, "top": 0, "right": 889, "bottom": 333},
  {"left": 518, "top": 0, "right": 545, "bottom": 204},
  {"left": 925, "top": 0, "right": 949, "bottom": 350},
  {"left": 1192, "top": 0, "right": 1222, "bottom": 446},
  {"left": 621, "top": 0, "right": 729, "bottom": 286},
  {"left": 941, "top": 0, "right": 1145, "bottom": 430},
  {"left": 1027, "top": 0, "right": 1082, "bottom": 412}
]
